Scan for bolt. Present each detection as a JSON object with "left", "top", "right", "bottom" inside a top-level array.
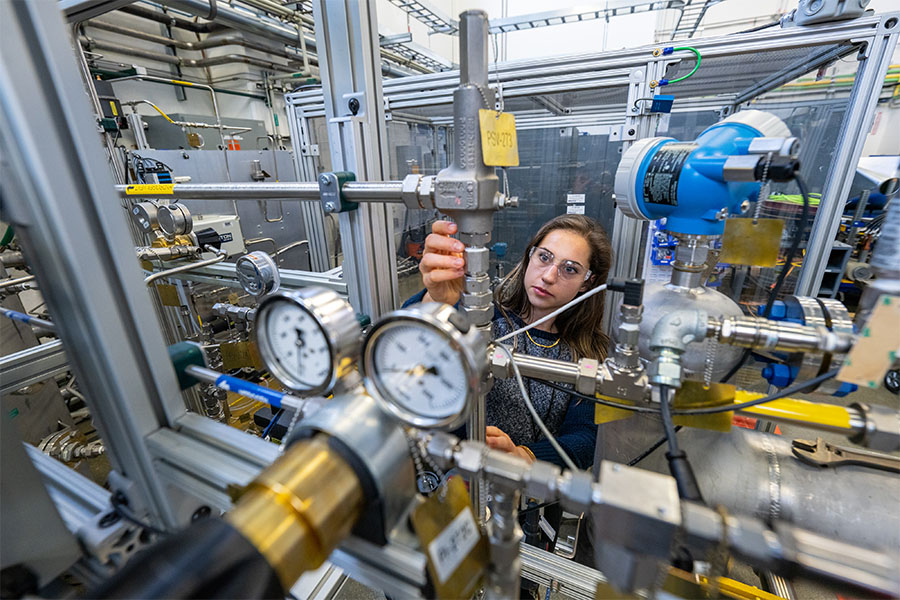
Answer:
[
  {"left": 628, "top": 128, "right": 636, "bottom": 136},
  {"left": 348, "top": 97, "right": 360, "bottom": 115},
  {"left": 324, "top": 202, "right": 336, "bottom": 212},
  {"left": 99, "top": 511, "right": 121, "bottom": 528},
  {"left": 191, "top": 506, "right": 212, "bottom": 522}
]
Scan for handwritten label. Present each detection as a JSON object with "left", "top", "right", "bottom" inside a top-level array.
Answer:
[
  {"left": 124, "top": 184, "right": 174, "bottom": 195},
  {"left": 427, "top": 506, "right": 480, "bottom": 584},
  {"left": 479, "top": 109, "right": 519, "bottom": 167}
]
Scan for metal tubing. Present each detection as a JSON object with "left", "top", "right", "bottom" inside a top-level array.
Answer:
[
  {"left": 115, "top": 181, "right": 405, "bottom": 202},
  {"left": 0, "top": 274, "right": 36, "bottom": 289},
  {"left": 81, "top": 36, "right": 298, "bottom": 72},
  {"left": 184, "top": 365, "right": 305, "bottom": 411},
  {"left": 86, "top": 20, "right": 306, "bottom": 64},
  {"left": 105, "top": 74, "right": 226, "bottom": 149},
  {"left": 0, "top": 307, "right": 57, "bottom": 332},
  {"left": 485, "top": 486, "right": 523, "bottom": 600},
  {"left": 710, "top": 315, "right": 854, "bottom": 353},
  {"left": 144, "top": 250, "right": 226, "bottom": 285},
  {"left": 508, "top": 352, "right": 580, "bottom": 386}
]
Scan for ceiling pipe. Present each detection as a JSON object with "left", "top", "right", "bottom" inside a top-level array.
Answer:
[
  {"left": 87, "top": 19, "right": 307, "bottom": 64},
  {"left": 159, "top": 0, "right": 431, "bottom": 75},
  {"left": 118, "top": 4, "right": 223, "bottom": 32},
  {"left": 80, "top": 35, "right": 300, "bottom": 71}
]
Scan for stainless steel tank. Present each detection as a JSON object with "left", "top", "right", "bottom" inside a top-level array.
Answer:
[{"left": 630, "top": 280, "right": 745, "bottom": 381}]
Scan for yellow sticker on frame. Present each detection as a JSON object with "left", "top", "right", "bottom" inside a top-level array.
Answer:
[
  {"left": 478, "top": 109, "right": 519, "bottom": 167},
  {"left": 124, "top": 183, "right": 175, "bottom": 195}
]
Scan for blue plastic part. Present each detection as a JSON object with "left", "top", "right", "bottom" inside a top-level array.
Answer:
[
  {"left": 657, "top": 78, "right": 670, "bottom": 86},
  {"left": 833, "top": 382, "right": 858, "bottom": 397},
  {"left": 662, "top": 46, "right": 675, "bottom": 55},
  {"left": 213, "top": 373, "right": 285, "bottom": 409},
  {"left": 762, "top": 363, "right": 798, "bottom": 388},
  {"left": 631, "top": 120, "right": 766, "bottom": 236},
  {"left": 759, "top": 301, "right": 788, "bottom": 320},
  {"left": 491, "top": 242, "right": 508, "bottom": 258},
  {"left": 0, "top": 307, "right": 33, "bottom": 324},
  {"left": 649, "top": 95, "right": 675, "bottom": 113}
]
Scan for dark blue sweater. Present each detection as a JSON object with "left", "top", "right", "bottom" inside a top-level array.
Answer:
[{"left": 402, "top": 289, "right": 597, "bottom": 469}]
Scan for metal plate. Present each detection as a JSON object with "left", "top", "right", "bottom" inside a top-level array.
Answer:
[
  {"left": 671, "top": 380, "right": 735, "bottom": 432},
  {"left": 154, "top": 283, "right": 182, "bottom": 307},
  {"left": 219, "top": 341, "right": 263, "bottom": 371},
  {"left": 817, "top": 298, "right": 855, "bottom": 394},
  {"left": 719, "top": 218, "right": 785, "bottom": 267}
]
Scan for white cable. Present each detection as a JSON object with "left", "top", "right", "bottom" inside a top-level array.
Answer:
[
  {"left": 494, "top": 343, "right": 578, "bottom": 472},
  {"left": 496, "top": 283, "right": 608, "bottom": 343}
]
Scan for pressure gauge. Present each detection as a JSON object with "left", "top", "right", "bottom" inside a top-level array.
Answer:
[
  {"left": 157, "top": 203, "right": 192, "bottom": 237},
  {"left": 236, "top": 251, "right": 280, "bottom": 297},
  {"left": 255, "top": 287, "right": 360, "bottom": 396},
  {"left": 361, "top": 303, "right": 487, "bottom": 430}
]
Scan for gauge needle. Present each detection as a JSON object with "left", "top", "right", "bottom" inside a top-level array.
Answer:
[{"left": 294, "top": 328, "right": 305, "bottom": 348}]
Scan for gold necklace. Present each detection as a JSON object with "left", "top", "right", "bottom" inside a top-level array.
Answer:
[{"left": 525, "top": 329, "right": 559, "bottom": 349}]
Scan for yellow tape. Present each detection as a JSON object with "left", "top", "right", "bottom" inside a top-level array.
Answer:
[
  {"left": 171, "top": 79, "right": 194, "bottom": 86},
  {"left": 124, "top": 184, "right": 174, "bottom": 195},
  {"left": 109, "top": 100, "right": 118, "bottom": 117},
  {"left": 737, "top": 393, "right": 852, "bottom": 429}
]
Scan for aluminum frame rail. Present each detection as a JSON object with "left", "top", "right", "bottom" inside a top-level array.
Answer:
[
  {"left": 0, "top": 340, "right": 69, "bottom": 396},
  {"left": 310, "top": 0, "right": 399, "bottom": 319},
  {"left": 487, "top": 1, "right": 687, "bottom": 35},
  {"left": 1, "top": 0, "right": 188, "bottom": 528}
]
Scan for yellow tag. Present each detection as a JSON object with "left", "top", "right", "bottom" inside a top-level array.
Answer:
[
  {"left": 478, "top": 109, "right": 519, "bottom": 167},
  {"left": 594, "top": 395, "right": 637, "bottom": 424},
  {"left": 410, "top": 477, "right": 488, "bottom": 599},
  {"left": 839, "top": 295, "right": 900, "bottom": 389},
  {"left": 125, "top": 184, "right": 174, "bottom": 195},
  {"left": 671, "top": 381, "right": 735, "bottom": 432},
  {"left": 719, "top": 218, "right": 785, "bottom": 267},
  {"left": 154, "top": 283, "right": 181, "bottom": 307},
  {"left": 109, "top": 100, "right": 118, "bottom": 117},
  {"left": 220, "top": 341, "right": 263, "bottom": 371}
]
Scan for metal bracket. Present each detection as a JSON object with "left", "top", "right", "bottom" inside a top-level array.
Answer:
[
  {"left": 619, "top": 67, "right": 649, "bottom": 142},
  {"left": 318, "top": 171, "right": 358, "bottom": 214},
  {"left": 301, "top": 144, "right": 320, "bottom": 157}
]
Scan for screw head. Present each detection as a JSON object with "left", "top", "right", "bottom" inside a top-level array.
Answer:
[
  {"left": 628, "top": 128, "right": 636, "bottom": 136},
  {"left": 348, "top": 97, "right": 360, "bottom": 115},
  {"left": 324, "top": 202, "right": 336, "bottom": 212}
]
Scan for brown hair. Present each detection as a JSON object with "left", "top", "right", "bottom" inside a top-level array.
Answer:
[{"left": 494, "top": 214, "right": 613, "bottom": 361}]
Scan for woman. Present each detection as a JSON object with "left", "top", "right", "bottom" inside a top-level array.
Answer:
[{"left": 405, "top": 214, "right": 612, "bottom": 470}]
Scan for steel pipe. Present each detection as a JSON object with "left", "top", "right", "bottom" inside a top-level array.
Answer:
[
  {"left": 0, "top": 274, "right": 36, "bottom": 290},
  {"left": 144, "top": 249, "right": 226, "bottom": 285},
  {"left": 115, "top": 181, "right": 406, "bottom": 203}
]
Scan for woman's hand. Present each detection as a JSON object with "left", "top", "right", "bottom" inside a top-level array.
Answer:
[
  {"left": 486, "top": 426, "right": 536, "bottom": 463},
  {"left": 420, "top": 220, "right": 465, "bottom": 305}
]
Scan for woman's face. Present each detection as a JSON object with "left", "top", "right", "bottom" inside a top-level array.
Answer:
[{"left": 523, "top": 229, "right": 592, "bottom": 314}]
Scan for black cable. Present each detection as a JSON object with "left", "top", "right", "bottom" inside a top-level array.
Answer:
[
  {"left": 110, "top": 492, "right": 168, "bottom": 536},
  {"left": 627, "top": 426, "right": 682, "bottom": 467},
  {"left": 541, "top": 380, "right": 659, "bottom": 413},
  {"left": 720, "top": 173, "right": 813, "bottom": 383},
  {"left": 519, "top": 499, "right": 560, "bottom": 515},
  {"left": 660, "top": 386, "right": 703, "bottom": 502},
  {"left": 658, "top": 386, "right": 679, "bottom": 454},
  {"left": 541, "top": 369, "right": 838, "bottom": 416},
  {"left": 735, "top": 20, "right": 781, "bottom": 34}
]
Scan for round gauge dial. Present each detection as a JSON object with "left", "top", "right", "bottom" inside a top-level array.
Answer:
[
  {"left": 362, "top": 304, "right": 487, "bottom": 430},
  {"left": 236, "top": 251, "right": 280, "bottom": 297},
  {"left": 255, "top": 288, "right": 359, "bottom": 396}
]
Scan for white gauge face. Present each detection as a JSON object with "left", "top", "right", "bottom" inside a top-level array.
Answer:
[
  {"left": 263, "top": 300, "right": 332, "bottom": 391},
  {"left": 371, "top": 323, "right": 469, "bottom": 422}
]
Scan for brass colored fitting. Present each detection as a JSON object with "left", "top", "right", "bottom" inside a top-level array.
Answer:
[{"left": 225, "top": 434, "right": 364, "bottom": 591}]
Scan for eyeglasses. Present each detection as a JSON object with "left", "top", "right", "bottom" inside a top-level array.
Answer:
[{"left": 528, "top": 246, "right": 592, "bottom": 282}]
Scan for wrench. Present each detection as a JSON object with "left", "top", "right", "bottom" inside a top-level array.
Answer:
[{"left": 791, "top": 437, "right": 900, "bottom": 473}]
